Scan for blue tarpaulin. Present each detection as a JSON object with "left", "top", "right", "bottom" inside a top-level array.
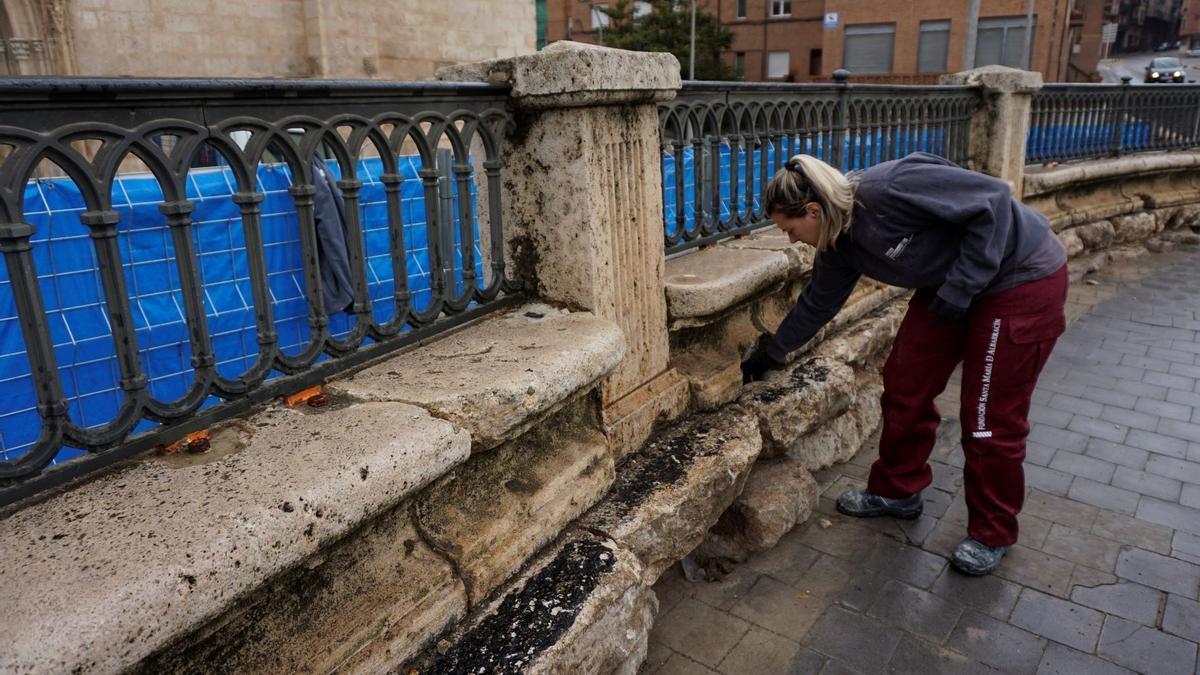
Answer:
[{"left": 1, "top": 155, "right": 481, "bottom": 464}]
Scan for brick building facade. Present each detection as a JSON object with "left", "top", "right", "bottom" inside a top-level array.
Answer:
[
  {"left": 548, "top": 0, "right": 1080, "bottom": 82},
  {"left": 0, "top": 0, "right": 536, "bottom": 80}
]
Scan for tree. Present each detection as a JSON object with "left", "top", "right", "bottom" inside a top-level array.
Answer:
[{"left": 597, "top": 0, "right": 736, "bottom": 81}]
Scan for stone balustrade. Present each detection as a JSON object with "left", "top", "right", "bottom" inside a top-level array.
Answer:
[{"left": 5, "top": 41, "right": 1200, "bottom": 675}]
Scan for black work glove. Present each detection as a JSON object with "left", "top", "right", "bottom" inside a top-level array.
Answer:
[
  {"left": 928, "top": 295, "right": 968, "bottom": 327},
  {"left": 741, "top": 333, "right": 787, "bottom": 384}
]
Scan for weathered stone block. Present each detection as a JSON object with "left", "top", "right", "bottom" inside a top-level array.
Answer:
[
  {"left": 694, "top": 456, "right": 820, "bottom": 562},
  {"left": 1111, "top": 212, "right": 1159, "bottom": 244},
  {"left": 1058, "top": 229, "right": 1084, "bottom": 258},
  {"left": 0, "top": 402, "right": 470, "bottom": 674},
  {"left": 664, "top": 247, "right": 792, "bottom": 320},
  {"left": 414, "top": 399, "right": 615, "bottom": 605},
  {"left": 582, "top": 408, "right": 763, "bottom": 580},
  {"left": 408, "top": 535, "right": 654, "bottom": 675},
  {"left": 602, "top": 367, "right": 691, "bottom": 461},
  {"left": 675, "top": 349, "right": 743, "bottom": 412},
  {"left": 1163, "top": 204, "right": 1200, "bottom": 230},
  {"left": 812, "top": 301, "right": 906, "bottom": 366},
  {"left": 146, "top": 503, "right": 465, "bottom": 675},
  {"left": 332, "top": 304, "right": 625, "bottom": 452},
  {"left": 1074, "top": 220, "right": 1116, "bottom": 251},
  {"left": 789, "top": 378, "right": 884, "bottom": 471},
  {"left": 740, "top": 357, "right": 857, "bottom": 456},
  {"left": 437, "top": 40, "right": 680, "bottom": 109}
]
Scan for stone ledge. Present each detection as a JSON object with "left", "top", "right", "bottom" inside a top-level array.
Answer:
[
  {"left": 437, "top": 41, "right": 680, "bottom": 110},
  {"left": 665, "top": 229, "right": 810, "bottom": 322},
  {"left": 415, "top": 398, "right": 616, "bottom": 606},
  {"left": 0, "top": 402, "right": 471, "bottom": 674},
  {"left": 331, "top": 303, "right": 626, "bottom": 452},
  {"left": 1024, "top": 151, "right": 1200, "bottom": 197},
  {"left": 405, "top": 533, "right": 654, "bottom": 674},
  {"left": 939, "top": 64, "right": 1043, "bottom": 93},
  {"left": 582, "top": 407, "right": 763, "bottom": 580}
]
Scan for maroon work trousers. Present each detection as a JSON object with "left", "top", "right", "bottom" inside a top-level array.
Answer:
[{"left": 867, "top": 265, "right": 1069, "bottom": 547}]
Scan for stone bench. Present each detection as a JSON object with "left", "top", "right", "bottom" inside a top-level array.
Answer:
[{"left": 0, "top": 303, "right": 626, "bottom": 674}]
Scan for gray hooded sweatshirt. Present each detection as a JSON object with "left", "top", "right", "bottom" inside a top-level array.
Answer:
[{"left": 766, "top": 152, "right": 1066, "bottom": 362}]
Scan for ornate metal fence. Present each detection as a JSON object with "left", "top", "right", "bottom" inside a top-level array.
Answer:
[
  {"left": 1027, "top": 80, "right": 1200, "bottom": 164},
  {"left": 657, "top": 74, "right": 977, "bottom": 254},
  {"left": 0, "top": 78, "right": 519, "bottom": 503}
]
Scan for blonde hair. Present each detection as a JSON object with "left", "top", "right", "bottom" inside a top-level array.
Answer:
[{"left": 763, "top": 154, "right": 857, "bottom": 252}]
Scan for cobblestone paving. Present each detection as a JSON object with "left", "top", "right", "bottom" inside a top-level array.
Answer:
[{"left": 642, "top": 248, "right": 1200, "bottom": 675}]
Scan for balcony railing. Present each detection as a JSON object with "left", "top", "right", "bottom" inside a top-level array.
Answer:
[
  {"left": 658, "top": 74, "right": 975, "bottom": 255},
  {"left": 0, "top": 78, "right": 520, "bottom": 504}
]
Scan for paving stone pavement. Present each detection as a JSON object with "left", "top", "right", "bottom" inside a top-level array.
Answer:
[{"left": 641, "top": 247, "right": 1200, "bottom": 675}]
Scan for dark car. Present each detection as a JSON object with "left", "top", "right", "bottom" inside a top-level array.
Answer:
[{"left": 1145, "top": 57, "right": 1185, "bottom": 82}]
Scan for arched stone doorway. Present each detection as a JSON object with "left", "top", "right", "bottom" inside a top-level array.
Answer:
[{"left": 1, "top": 0, "right": 76, "bottom": 75}]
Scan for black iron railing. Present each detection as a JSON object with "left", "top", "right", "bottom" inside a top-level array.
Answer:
[
  {"left": 0, "top": 78, "right": 519, "bottom": 504},
  {"left": 1028, "top": 79, "right": 1200, "bottom": 163},
  {"left": 658, "top": 73, "right": 976, "bottom": 254}
]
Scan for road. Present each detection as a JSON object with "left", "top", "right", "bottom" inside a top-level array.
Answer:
[{"left": 1099, "top": 50, "right": 1200, "bottom": 83}]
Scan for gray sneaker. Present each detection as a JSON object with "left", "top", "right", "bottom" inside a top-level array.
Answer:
[
  {"left": 951, "top": 538, "right": 1009, "bottom": 576},
  {"left": 835, "top": 489, "right": 923, "bottom": 520}
]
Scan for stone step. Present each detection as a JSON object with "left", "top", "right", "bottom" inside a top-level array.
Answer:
[
  {"left": 405, "top": 533, "right": 654, "bottom": 675},
  {"left": 403, "top": 406, "right": 764, "bottom": 673}
]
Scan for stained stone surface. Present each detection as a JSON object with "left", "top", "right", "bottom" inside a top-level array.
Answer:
[
  {"left": 0, "top": 402, "right": 470, "bottom": 674},
  {"left": 332, "top": 303, "right": 625, "bottom": 451}
]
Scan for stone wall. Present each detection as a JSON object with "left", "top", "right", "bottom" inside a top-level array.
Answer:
[
  {"left": 1023, "top": 152, "right": 1200, "bottom": 282},
  {"left": 3, "top": 0, "right": 535, "bottom": 80}
]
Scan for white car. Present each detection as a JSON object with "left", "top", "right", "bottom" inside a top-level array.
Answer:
[{"left": 1188, "top": 47, "right": 1200, "bottom": 58}]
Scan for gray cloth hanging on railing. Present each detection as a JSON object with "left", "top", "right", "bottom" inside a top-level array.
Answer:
[{"left": 310, "top": 158, "right": 354, "bottom": 314}]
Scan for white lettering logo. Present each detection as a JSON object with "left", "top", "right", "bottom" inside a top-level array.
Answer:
[
  {"left": 885, "top": 235, "right": 912, "bottom": 260},
  {"left": 975, "top": 318, "right": 1002, "bottom": 435}
]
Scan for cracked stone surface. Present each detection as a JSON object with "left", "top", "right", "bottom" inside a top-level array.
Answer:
[
  {"left": 331, "top": 303, "right": 625, "bottom": 451},
  {"left": 0, "top": 402, "right": 470, "bottom": 674},
  {"left": 641, "top": 246, "right": 1200, "bottom": 675}
]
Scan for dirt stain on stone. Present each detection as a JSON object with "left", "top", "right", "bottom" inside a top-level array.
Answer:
[
  {"left": 415, "top": 538, "right": 615, "bottom": 674},
  {"left": 753, "top": 359, "right": 830, "bottom": 404}
]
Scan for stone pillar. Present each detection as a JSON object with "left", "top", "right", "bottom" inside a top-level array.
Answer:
[
  {"left": 438, "top": 42, "right": 689, "bottom": 457},
  {"left": 940, "top": 65, "right": 1043, "bottom": 192}
]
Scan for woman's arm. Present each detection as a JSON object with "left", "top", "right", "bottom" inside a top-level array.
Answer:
[{"left": 767, "top": 245, "right": 862, "bottom": 361}]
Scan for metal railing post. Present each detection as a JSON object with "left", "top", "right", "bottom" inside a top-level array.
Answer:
[
  {"left": 1114, "top": 75, "right": 1133, "bottom": 156},
  {"left": 832, "top": 69, "right": 851, "bottom": 171}
]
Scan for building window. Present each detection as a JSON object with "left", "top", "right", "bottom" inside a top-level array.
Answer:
[
  {"left": 843, "top": 23, "right": 895, "bottom": 74},
  {"left": 734, "top": 52, "right": 746, "bottom": 78},
  {"left": 767, "top": 51, "right": 790, "bottom": 78},
  {"left": 736, "top": 0, "right": 747, "bottom": 19},
  {"left": 975, "top": 16, "right": 1037, "bottom": 69},
  {"left": 591, "top": 4, "right": 610, "bottom": 30},
  {"left": 918, "top": 20, "right": 950, "bottom": 73},
  {"left": 771, "top": 0, "right": 791, "bottom": 17}
]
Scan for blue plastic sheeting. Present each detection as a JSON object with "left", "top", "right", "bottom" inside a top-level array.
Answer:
[
  {"left": 0, "top": 156, "right": 482, "bottom": 465},
  {"left": 1026, "top": 121, "right": 1154, "bottom": 162},
  {"left": 663, "top": 130, "right": 953, "bottom": 242}
]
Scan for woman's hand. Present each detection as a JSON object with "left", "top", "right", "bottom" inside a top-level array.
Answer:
[
  {"left": 928, "top": 295, "right": 968, "bottom": 326},
  {"left": 741, "top": 334, "right": 787, "bottom": 383}
]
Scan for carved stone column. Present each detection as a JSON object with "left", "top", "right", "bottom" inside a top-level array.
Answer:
[{"left": 439, "top": 42, "right": 688, "bottom": 457}]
